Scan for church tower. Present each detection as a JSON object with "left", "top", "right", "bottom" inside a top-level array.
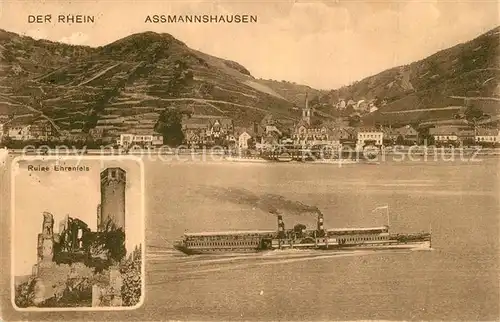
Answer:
[
  {"left": 302, "top": 92, "right": 312, "bottom": 125},
  {"left": 100, "top": 168, "right": 126, "bottom": 231}
]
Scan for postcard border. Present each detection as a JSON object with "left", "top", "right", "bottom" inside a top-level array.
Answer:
[{"left": 10, "top": 155, "right": 146, "bottom": 312}]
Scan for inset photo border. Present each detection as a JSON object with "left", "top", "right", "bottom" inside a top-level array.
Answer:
[{"left": 10, "top": 155, "right": 145, "bottom": 311}]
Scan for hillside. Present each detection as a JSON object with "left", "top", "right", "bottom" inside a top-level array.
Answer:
[
  {"left": 260, "top": 26, "right": 500, "bottom": 126},
  {"left": 0, "top": 26, "right": 498, "bottom": 137},
  {"left": 0, "top": 30, "right": 310, "bottom": 137},
  {"left": 337, "top": 26, "right": 500, "bottom": 125},
  {"left": 254, "top": 79, "right": 326, "bottom": 107}
]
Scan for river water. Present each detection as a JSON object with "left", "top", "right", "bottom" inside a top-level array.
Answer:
[
  {"left": 142, "top": 157, "right": 499, "bottom": 321},
  {"left": 1, "top": 156, "right": 499, "bottom": 320}
]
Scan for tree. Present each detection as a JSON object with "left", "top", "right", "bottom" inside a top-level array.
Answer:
[
  {"left": 464, "top": 105, "right": 484, "bottom": 123},
  {"left": 154, "top": 108, "right": 187, "bottom": 147},
  {"left": 396, "top": 135, "right": 405, "bottom": 145},
  {"left": 247, "top": 137, "right": 256, "bottom": 150},
  {"left": 88, "top": 218, "right": 126, "bottom": 268},
  {"left": 15, "top": 278, "right": 37, "bottom": 308},
  {"left": 343, "top": 105, "right": 355, "bottom": 117},
  {"left": 309, "top": 95, "right": 320, "bottom": 107},
  {"left": 348, "top": 114, "right": 362, "bottom": 127}
]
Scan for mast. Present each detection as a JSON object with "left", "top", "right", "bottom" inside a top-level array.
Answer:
[
  {"left": 429, "top": 222, "right": 432, "bottom": 249},
  {"left": 386, "top": 205, "right": 390, "bottom": 228}
]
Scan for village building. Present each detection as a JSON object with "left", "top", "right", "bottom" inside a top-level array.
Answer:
[
  {"left": 261, "top": 130, "right": 281, "bottom": 147},
  {"left": 356, "top": 127, "right": 384, "bottom": 148},
  {"left": 475, "top": 128, "right": 500, "bottom": 145},
  {"left": 89, "top": 127, "right": 105, "bottom": 140},
  {"left": 429, "top": 126, "right": 458, "bottom": 144},
  {"left": 337, "top": 99, "right": 346, "bottom": 110},
  {"left": 429, "top": 125, "right": 475, "bottom": 146},
  {"left": 292, "top": 95, "right": 357, "bottom": 148},
  {"left": 182, "top": 115, "right": 234, "bottom": 147},
  {"left": 293, "top": 93, "right": 338, "bottom": 146},
  {"left": 238, "top": 131, "right": 252, "bottom": 149},
  {"left": 394, "top": 125, "right": 419, "bottom": 144},
  {"left": 457, "top": 128, "right": 475, "bottom": 145},
  {"left": 381, "top": 128, "right": 397, "bottom": 144},
  {"left": 235, "top": 123, "right": 264, "bottom": 150},
  {"left": 4, "top": 115, "right": 58, "bottom": 141},
  {"left": 294, "top": 122, "right": 350, "bottom": 147},
  {"left": 336, "top": 127, "right": 355, "bottom": 143},
  {"left": 365, "top": 99, "right": 379, "bottom": 113},
  {"left": 58, "top": 130, "right": 88, "bottom": 143},
  {"left": 355, "top": 100, "right": 369, "bottom": 113},
  {"left": 346, "top": 99, "right": 356, "bottom": 109},
  {"left": 118, "top": 130, "right": 164, "bottom": 148},
  {"left": 368, "top": 104, "right": 378, "bottom": 113},
  {"left": 265, "top": 125, "right": 282, "bottom": 136}
]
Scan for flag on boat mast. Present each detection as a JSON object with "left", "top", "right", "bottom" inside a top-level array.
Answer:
[{"left": 372, "top": 205, "right": 390, "bottom": 227}]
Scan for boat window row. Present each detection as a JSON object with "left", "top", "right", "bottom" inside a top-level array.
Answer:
[
  {"left": 186, "top": 234, "right": 272, "bottom": 241},
  {"left": 328, "top": 230, "right": 388, "bottom": 236},
  {"left": 187, "top": 241, "right": 258, "bottom": 247},
  {"left": 340, "top": 236, "right": 388, "bottom": 242}
]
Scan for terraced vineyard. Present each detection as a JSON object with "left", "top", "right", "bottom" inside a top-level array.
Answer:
[
  {"left": 0, "top": 30, "right": 302, "bottom": 137},
  {"left": 0, "top": 26, "right": 499, "bottom": 136}
]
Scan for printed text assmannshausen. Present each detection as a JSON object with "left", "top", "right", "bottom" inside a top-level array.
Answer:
[{"left": 145, "top": 14, "right": 258, "bottom": 23}]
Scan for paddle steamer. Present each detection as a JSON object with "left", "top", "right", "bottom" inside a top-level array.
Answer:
[{"left": 173, "top": 208, "right": 431, "bottom": 255}]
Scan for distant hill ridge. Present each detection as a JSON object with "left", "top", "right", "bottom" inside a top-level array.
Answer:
[{"left": 262, "top": 26, "right": 500, "bottom": 125}]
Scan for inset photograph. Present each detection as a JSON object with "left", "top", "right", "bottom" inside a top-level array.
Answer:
[{"left": 11, "top": 156, "right": 144, "bottom": 311}]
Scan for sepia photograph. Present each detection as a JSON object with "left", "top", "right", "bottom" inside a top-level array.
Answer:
[
  {"left": 0, "top": 0, "right": 498, "bottom": 320},
  {"left": 10, "top": 156, "right": 145, "bottom": 311}
]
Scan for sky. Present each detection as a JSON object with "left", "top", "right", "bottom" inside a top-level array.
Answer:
[
  {"left": 0, "top": 0, "right": 498, "bottom": 89},
  {"left": 12, "top": 158, "right": 144, "bottom": 276}
]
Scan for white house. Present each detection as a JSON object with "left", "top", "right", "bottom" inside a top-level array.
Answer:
[
  {"left": 119, "top": 132, "right": 163, "bottom": 148},
  {"left": 429, "top": 126, "right": 459, "bottom": 143},
  {"left": 356, "top": 128, "right": 384, "bottom": 148},
  {"left": 475, "top": 128, "right": 500, "bottom": 144},
  {"left": 238, "top": 131, "right": 252, "bottom": 149},
  {"left": 369, "top": 105, "right": 378, "bottom": 113},
  {"left": 7, "top": 124, "right": 32, "bottom": 141}
]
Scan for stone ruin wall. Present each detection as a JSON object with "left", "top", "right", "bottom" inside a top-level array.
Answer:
[{"left": 31, "top": 212, "right": 124, "bottom": 307}]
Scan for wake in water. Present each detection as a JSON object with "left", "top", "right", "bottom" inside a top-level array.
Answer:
[{"left": 146, "top": 248, "right": 414, "bottom": 285}]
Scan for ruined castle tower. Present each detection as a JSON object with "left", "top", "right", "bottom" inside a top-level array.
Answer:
[
  {"left": 37, "top": 212, "right": 54, "bottom": 263},
  {"left": 100, "top": 168, "right": 126, "bottom": 231}
]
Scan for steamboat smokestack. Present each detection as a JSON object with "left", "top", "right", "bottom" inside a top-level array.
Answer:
[
  {"left": 317, "top": 211, "right": 325, "bottom": 237},
  {"left": 277, "top": 214, "right": 285, "bottom": 238}
]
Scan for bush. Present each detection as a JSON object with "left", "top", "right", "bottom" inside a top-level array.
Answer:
[
  {"left": 120, "top": 245, "right": 142, "bottom": 306},
  {"left": 39, "top": 278, "right": 92, "bottom": 307},
  {"left": 14, "top": 278, "right": 36, "bottom": 308}
]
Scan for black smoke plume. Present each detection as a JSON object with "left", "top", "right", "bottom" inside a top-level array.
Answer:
[{"left": 199, "top": 186, "right": 321, "bottom": 216}]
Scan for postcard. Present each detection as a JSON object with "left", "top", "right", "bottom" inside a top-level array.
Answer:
[{"left": 0, "top": 0, "right": 498, "bottom": 321}]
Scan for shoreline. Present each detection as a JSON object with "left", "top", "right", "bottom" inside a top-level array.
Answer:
[
  {"left": 3, "top": 147, "right": 499, "bottom": 166},
  {"left": 5, "top": 147, "right": 500, "bottom": 156}
]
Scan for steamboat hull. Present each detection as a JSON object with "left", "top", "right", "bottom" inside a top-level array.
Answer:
[
  {"left": 173, "top": 239, "right": 431, "bottom": 255},
  {"left": 173, "top": 244, "right": 262, "bottom": 255}
]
